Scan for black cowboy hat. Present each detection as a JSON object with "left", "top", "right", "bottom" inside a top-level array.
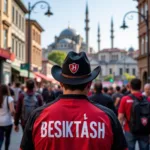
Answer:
[{"left": 51, "top": 51, "right": 101, "bottom": 85}]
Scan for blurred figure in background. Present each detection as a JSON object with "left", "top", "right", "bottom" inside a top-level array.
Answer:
[
  {"left": 55, "top": 85, "right": 63, "bottom": 98},
  {"left": 124, "top": 83, "right": 131, "bottom": 96},
  {"left": 13, "top": 82, "right": 21, "bottom": 108},
  {"left": 42, "top": 84, "right": 56, "bottom": 104},
  {"left": 112, "top": 86, "right": 123, "bottom": 111},
  {"left": 121, "top": 85, "right": 127, "bottom": 95},
  {"left": 143, "top": 83, "right": 150, "bottom": 97},
  {"left": 0, "top": 85, "right": 15, "bottom": 150},
  {"left": 14, "top": 80, "right": 43, "bottom": 131},
  {"left": 8, "top": 83, "right": 15, "bottom": 98},
  {"left": 103, "top": 87, "right": 109, "bottom": 96},
  {"left": 89, "top": 82, "right": 117, "bottom": 115},
  {"left": 108, "top": 86, "right": 114, "bottom": 96}
]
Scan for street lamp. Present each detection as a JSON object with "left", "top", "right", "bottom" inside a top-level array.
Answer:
[
  {"left": 27, "top": 1, "right": 53, "bottom": 78},
  {"left": 120, "top": 10, "right": 150, "bottom": 83}
]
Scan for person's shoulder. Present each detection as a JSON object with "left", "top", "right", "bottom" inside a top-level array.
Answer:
[
  {"left": 8, "top": 96, "right": 14, "bottom": 103},
  {"left": 90, "top": 100, "right": 118, "bottom": 124}
]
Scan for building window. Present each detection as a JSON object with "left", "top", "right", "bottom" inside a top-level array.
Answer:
[
  {"left": 22, "top": 44, "right": 24, "bottom": 60},
  {"left": 12, "top": 7, "right": 15, "bottom": 23},
  {"left": 19, "top": 43, "right": 21, "bottom": 59},
  {"left": 141, "top": 37, "right": 144, "bottom": 55},
  {"left": 101, "top": 55, "right": 105, "bottom": 61},
  {"left": 126, "top": 68, "right": 129, "bottom": 73},
  {"left": 112, "top": 55, "right": 118, "bottom": 60},
  {"left": 19, "top": 14, "right": 21, "bottom": 29},
  {"left": 16, "top": 10, "right": 18, "bottom": 26},
  {"left": 4, "top": 0, "right": 8, "bottom": 14},
  {"left": 144, "top": 3, "right": 148, "bottom": 17},
  {"left": 109, "top": 68, "right": 112, "bottom": 74},
  {"left": 16, "top": 41, "right": 18, "bottom": 58},
  {"left": 33, "top": 30, "right": 35, "bottom": 40},
  {"left": 140, "top": 5, "right": 144, "bottom": 22},
  {"left": 132, "top": 68, "right": 136, "bottom": 75},
  {"left": 22, "top": 18, "right": 24, "bottom": 31},
  {"left": 119, "top": 68, "right": 123, "bottom": 75},
  {"left": 3, "top": 29, "right": 8, "bottom": 49},
  {"left": 12, "top": 38, "right": 14, "bottom": 53}
]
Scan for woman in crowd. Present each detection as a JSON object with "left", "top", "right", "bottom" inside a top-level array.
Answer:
[{"left": 0, "top": 85, "right": 15, "bottom": 150}]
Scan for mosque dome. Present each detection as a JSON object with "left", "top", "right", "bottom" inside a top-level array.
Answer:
[
  {"left": 60, "top": 27, "right": 77, "bottom": 37},
  {"left": 58, "top": 38, "right": 72, "bottom": 44},
  {"left": 128, "top": 47, "right": 134, "bottom": 52}
]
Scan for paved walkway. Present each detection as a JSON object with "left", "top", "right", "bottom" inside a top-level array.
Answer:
[{"left": 2, "top": 126, "right": 146, "bottom": 150}]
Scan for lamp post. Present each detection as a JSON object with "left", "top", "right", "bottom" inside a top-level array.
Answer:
[
  {"left": 120, "top": 10, "right": 150, "bottom": 83},
  {"left": 27, "top": 1, "right": 53, "bottom": 78}
]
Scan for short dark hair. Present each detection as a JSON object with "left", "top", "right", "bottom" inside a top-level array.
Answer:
[
  {"left": 103, "top": 87, "right": 108, "bottom": 93},
  {"left": 130, "top": 78, "right": 141, "bottom": 91},
  {"left": 26, "top": 80, "right": 35, "bottom": 90},
  {"left": 109, "top": 86, "right": 114, "bottom": 91},
  {"left": 63, "top": 82, "right": 89, "bottom": 91},
  {"left": 116, "top": 86, "right": 121, "bottom": 92},
  {"left": 94, "top": 82, "right": 102, "bottom": 93},
  {"left": 15, "top": 82, "right": 20, "bottom": 88}
]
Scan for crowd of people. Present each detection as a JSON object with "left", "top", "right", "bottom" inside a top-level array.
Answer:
[{"left": 0, "top": 51, "right": 150, "bottom": 150}]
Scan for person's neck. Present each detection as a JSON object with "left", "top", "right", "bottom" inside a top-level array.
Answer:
[
  {"left": 131, "top": 90, "right": 140, "bottom": 94},
  {"left": 63, "top": 90, "right": 87, "bottom": 95}
]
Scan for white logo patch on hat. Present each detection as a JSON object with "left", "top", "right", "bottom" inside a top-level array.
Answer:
[
  {"left": 69, "top": 63, "right": 79, "bottom": 74},
  {"left": 141, "top": 117, "right": 148, "bottom": 126}
]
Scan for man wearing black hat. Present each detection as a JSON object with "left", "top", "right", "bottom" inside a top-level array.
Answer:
[{"left": 20, "top": 51, "right": 127, "bottom": 150}]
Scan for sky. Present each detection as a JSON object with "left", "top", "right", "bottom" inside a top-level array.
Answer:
[{"left": 23, "top": 0, "right": 138, "bottom": 52}]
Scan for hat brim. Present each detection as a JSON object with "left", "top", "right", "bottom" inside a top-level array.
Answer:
[{"left": 51, "top": 65, "right": 101, "bottom": 85}]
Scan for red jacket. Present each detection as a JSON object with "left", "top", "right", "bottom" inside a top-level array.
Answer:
[
  {"left": 118, "top": 92, "right": 150, "bottom": 132},
  {"left": 20, "top": 94, "right": 127, "bottom": 150},
  {"left": 14, "top": 90, "right": 43, "bottom": 127}
]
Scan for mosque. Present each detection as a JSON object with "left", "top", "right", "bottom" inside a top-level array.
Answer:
[{"left": 42, "top": 3, "right": 91, "bottom": 59}]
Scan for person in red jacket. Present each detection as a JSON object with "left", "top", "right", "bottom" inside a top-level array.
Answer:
[
  {"left": 118, "top": 78, "right": 150, "bottom": 150},
  {"left": 20, "top": 51, "right": 127, "bottom": 150}
]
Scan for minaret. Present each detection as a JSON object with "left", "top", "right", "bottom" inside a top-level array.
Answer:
[
  {"left": 110, "top": 17, "right": 114, "bottom": 49},
  {"left": 97, "top": 23, "right": 100, "bottom": 51},
  {"left": 85, "top": 2, "right": 90, "bottom": 53}
]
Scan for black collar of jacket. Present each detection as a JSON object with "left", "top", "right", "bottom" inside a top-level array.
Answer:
[{"left": 59, "top": 94, "right": 88, "bottom": 100}]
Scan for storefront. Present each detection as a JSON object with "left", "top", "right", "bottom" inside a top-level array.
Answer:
[
  {"left": 0, "top": 48, "right": 15, "bottom": 84},
  {"left": 11, "top": 64, "right": 35, "bottom": 83}
]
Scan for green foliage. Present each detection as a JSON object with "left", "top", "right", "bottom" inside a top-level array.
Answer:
[
  {"left": 48, "top": 51, "right": 67, "bottom": 66},
  {"left": 123, "top": 73, "right": 135, "bottom": 81},
  {"left": 104, "top": 74, "right": 114, "bottom": 82}
]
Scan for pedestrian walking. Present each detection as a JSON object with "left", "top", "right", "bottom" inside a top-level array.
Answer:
[
  {"left": 143, "top": 83, "right": 150, "bottom": 97},
  {"left": 112, "top": 86, "right": 123, "bottom": 110},
  {"left": 42, "top": 84, "right": 55, "bottom": 104},
  {"left": 89, "top": 81, "right": 117, "bottom": 115},
  {"left": 0, "top": 85, "right": 15, "bottom": 150},
  {"left": 13, "top": 82, "right": 21, "bottom": 108},
  {"left": 14, "top": 80, "right": 43, "bottom": 131},
  {"left": 54, "top": 85, "right": 63, "bottom": 98},
  {"left": 118, "top": 78, "right": 150, "bottom": 150},
  {"left": 20, "top": 51, "right": 127, "bottom": 150}
]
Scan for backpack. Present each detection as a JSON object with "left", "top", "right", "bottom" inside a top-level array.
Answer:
[
  {"left": 22, "top": 92, "right": 39, "bottom": 123},
  {"left": 128, "top": 94, "right": 150, "bottom": 135}
]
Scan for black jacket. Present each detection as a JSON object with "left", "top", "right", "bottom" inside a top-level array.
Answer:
[
  {"left": 42, "top": 88, "right": 55, "bottom": 104},
  {"left": 89, "top": 93, "right": 117, "bottom": 115}
]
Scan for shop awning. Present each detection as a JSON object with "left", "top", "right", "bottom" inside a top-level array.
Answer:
[
  {"left": 0, "top": 48, "right": 15, "bottom": 61},
  {"left": 34, "top": 72, "right": 53, "bottom": 82},
  {"left": 12, "top": 65, "right": 34, "bottom": 78}
]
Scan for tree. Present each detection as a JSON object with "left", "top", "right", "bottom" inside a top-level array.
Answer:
[
  {"left": 123, "top": 73, "right": 135, "bottom": 81},
  {"left": 104, "top": 74, "right": 114, "bottom": 82},
  {"left": 48, "top": 51, "right": 67, "bottom": 66}
]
